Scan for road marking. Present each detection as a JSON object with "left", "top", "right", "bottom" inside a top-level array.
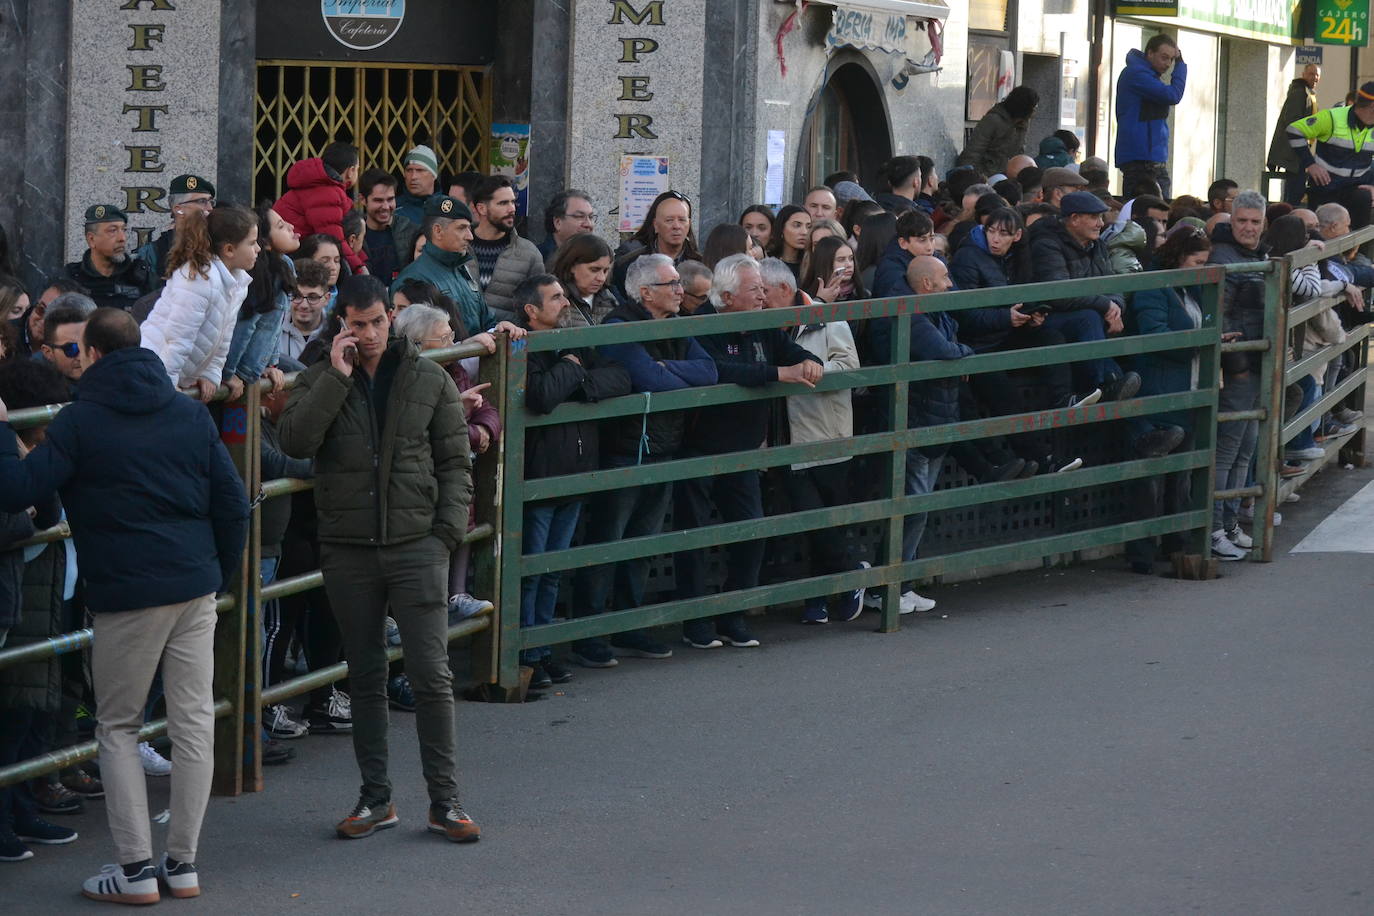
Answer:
[{"left": 1291, "top": 480, "right": 1374, "bottom": 554}]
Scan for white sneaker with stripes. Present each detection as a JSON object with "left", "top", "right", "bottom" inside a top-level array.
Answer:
[{"left": 83, "top": 863, "right": 159, "bottom": 905}]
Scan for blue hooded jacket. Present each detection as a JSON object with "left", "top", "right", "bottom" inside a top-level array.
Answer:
[
  {"left": 0, "top": 346, "right": 249, "bottom": 613},
  {"left": 1114, "top": 48, "right": 1187, "bottom": 165}
]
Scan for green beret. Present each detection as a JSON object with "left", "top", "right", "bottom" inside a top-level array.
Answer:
[
  {"left": 84, "top": 204, "right": 128, "bottom": 224},
  {"left": 424, "top": 194, "right": 472, "bottom": 222},
  {"left": 169, "top": 174, "right": 214, "bottom": 197}
]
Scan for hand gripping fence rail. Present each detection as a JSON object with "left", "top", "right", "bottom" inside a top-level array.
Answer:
[{"left": 1, "top": 241, "right": 1366, "bottom": 791}]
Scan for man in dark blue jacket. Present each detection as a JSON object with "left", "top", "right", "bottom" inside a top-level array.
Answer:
[
  {"left": 1114, "top": 35, "right": 1186, "bottom": 199},
  {"left": 0, "top": 307, "right": 248, "bottom": 903},
  {"left": 673, "top": 254, "right": 821, "bottom": 649},
  {"left": 572, "top": 254, "right": 718, "bottom": 668}
]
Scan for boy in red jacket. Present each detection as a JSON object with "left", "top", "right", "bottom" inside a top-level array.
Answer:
[{"left": 274, "top": 142, "right": 368, "bottom": 274}]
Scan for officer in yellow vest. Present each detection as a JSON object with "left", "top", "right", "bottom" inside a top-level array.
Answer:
[{"left": 1287, "top": 81, "right": 1374, "bottom": 228}]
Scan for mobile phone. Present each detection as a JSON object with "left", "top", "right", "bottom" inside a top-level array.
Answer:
[{"left": 1028, "top": 305, "right": 1053, "bottom": 315}]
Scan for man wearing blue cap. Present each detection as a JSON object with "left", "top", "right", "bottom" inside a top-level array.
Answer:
[{"left": 1028, "top": 191, "right": 1140, "bottom": 401}]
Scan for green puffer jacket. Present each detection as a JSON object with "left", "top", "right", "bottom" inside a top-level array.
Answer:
[
  {"left": 276, "top": 336, "right": 472, "bottom": 551},
  {"left": 0, "top": 541, "right": 65, "bottom": 712}
]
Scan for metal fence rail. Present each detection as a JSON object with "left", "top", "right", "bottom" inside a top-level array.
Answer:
[{"left": 493, "top": 266, "right": 1236, "bottom": 688}]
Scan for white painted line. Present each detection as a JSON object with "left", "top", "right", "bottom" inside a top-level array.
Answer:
[{"left": 1291, "top": 480, "right": 1374, "bottom": 554}]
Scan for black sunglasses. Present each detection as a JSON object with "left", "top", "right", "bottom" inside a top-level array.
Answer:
[{"left": 51, "top": 341, "right": 80, "bottom": 358}]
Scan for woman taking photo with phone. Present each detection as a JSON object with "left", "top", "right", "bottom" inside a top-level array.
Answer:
[{"left": 798, "top": 235, "right": 864, "bottom": 303}]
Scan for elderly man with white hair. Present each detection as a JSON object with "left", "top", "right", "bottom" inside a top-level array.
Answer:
[
  {"left": 570, "top": 253, "right": 718, "bottom": 668},
  {"left": 671, "top": 254, "right": 823, "bottom": 650}
]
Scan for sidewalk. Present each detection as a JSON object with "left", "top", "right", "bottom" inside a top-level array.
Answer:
[{"left": 4, "top": 463, "right": 1373, "bottom": 915}]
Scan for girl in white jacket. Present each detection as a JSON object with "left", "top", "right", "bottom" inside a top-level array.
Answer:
[{"left": 141, "top": 206, "right": 259, "bottom": 401}]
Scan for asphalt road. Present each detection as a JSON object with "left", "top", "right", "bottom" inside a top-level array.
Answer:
[{"left": 5, "top": 464, "right": 1373, "bottom": 915}]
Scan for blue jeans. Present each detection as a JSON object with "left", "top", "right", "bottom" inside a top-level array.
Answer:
[
  {"left": 1042, "top": 309, "right": 1121, "bottom": 391},
  {"left": 520, "top": 501, "right": 582, "bottom": 664},
  {"left": 1214, "top": 370, "right": 1260, "bottom": 530},
  {"left": 1290, "top": 377, "right": 1320, "bottom": 450},
  {"left": 903, "top": 447, "right": 945, "bottom": 565}
]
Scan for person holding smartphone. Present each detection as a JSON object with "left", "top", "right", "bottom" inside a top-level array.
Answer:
[
  {"left": 799, "top": 235, "right": 865, "bottom": 303},
  {"left": 277, "top": 275, "right": 480, "bottom": 845}
]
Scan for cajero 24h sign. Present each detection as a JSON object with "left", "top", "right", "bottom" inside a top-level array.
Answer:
[{"left": 1315, "top": 0, "right": 1369, "bottom": 46}]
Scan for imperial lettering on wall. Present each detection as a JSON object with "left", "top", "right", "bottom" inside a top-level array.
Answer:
[{"left": 322, "top": 0, "right": 406, "bottom": 51}]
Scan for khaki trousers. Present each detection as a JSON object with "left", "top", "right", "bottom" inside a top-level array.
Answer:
[{"left": 91, "top": 594, "right": 216, "bottom": 864}]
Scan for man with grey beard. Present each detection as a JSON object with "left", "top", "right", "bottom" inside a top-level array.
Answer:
[{"left": 64, "top": 205, "right": 154, "bottom": 313}]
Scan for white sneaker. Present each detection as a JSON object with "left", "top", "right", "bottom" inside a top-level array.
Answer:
[
  {"left": 863, "top": 591, "right": 883, "bottom": 610},
  {"left": 139, "top": 742, "right": 172, "bottom": 777},
  {"left": 1210, "top": 529, "right": 1248, "bottom": 561},
  {"left": 157, "top": 853, "right": 200, "bottom": 898},
  {"left": 1225, "top": 525, "right": 1254, "bottom": 549},
  {"left": 83, "top": 863, "right": 160, "bottom": 905},
  {"left": 265, "top": 704, "right": 308, "bottom": 740},
  {"left": 899, "top": 590, "right": 937, "bottom": 614},
  {"left": 448, "top": 593, "right": 495, "bottom": 621},
  {"left": 1285, "top": 492, "right": 1300, "bottom": 503},
  {"left": 1285, "top": 446, "right": 1325, "bottom": 461},
  {"left": 1054, "top": 457, "right": 1084, "bottom": 473}
]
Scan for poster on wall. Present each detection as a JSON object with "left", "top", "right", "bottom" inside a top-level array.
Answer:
[
  {"left": 619, "top": 155, "right": 670, "bottom": 233},
  {"left": 765, "top": 131, "right": 786, "bottom": 208},
  {"left": 490, "top": 123, "right": 531, "bottom": 217}
]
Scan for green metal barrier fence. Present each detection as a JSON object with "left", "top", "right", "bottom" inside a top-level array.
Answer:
[
  {"left": 7, "top": 237, "right": 1359, "bottom": 787},
  {"left": 493, "top": 266, "right": 1240, "bottom": 689}
]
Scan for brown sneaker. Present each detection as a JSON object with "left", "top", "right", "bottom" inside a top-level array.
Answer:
[
  {"left": 427, "top": 800, "right": 481, "bottom": 843},
  {"left": 335, "top": 800, "right": 398, "bottom": 839}
]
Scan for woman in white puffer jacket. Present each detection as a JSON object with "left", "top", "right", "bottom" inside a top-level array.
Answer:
[{"left": 141, "top": 205, "right": 259, "bottom": 401}]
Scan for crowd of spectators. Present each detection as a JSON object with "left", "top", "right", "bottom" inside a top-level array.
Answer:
[{"left": 0, "top": 62, "right": 1370, "bottom": 875}]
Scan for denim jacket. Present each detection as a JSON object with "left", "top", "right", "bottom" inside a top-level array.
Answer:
[{"left": 223, "top": 258, "right": 293, "bottom": 383}]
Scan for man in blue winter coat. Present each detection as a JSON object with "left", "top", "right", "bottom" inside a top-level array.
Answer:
[
  {"left": 1115, "top": 34, "right": 1187, "bottom": 200},
  {"left": 0, "top": 307, "right": 248, "bottom": 904}
]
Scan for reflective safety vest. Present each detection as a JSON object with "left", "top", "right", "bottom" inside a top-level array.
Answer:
[{"left": 1288, "top": 106, "right": 1374, "bottom": 189}]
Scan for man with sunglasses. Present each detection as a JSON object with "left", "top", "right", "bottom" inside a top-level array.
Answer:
[
  {"left": 136, "top": 175, "right": 216, "bottom": 290},
  {"left": 38, "top": 297, "right": 97, "bottom": 392}
]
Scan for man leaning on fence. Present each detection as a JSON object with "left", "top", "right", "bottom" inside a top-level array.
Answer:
[
  {"left": 275, "top": 274, "right": 482, "bottom": 844},
  {"left": 0, "top": 307, "right": 249, "bottom": 903}
]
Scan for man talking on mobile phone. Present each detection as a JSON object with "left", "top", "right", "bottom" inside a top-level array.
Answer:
[{"left": 277, "top": 275, "right": 481, "bottom": 844}]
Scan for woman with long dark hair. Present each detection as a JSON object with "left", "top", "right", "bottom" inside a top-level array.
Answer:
[
  {"left": 767, "top": 204, "right": 811, "bottom": 281},
  {"left": 798, "top": 235, "right": 866, "bottom": 303},
  {"left": 740, "top": 205, "right": 775, "bottom": 253},
  {"left": 701, "top": 223, "right": 754, "bottom": 270},
  {"left": 222, "top": 205, "right": 299, "bottom": 398},
  {"left": 551, "top": 232, "right": 618, "bottom": 328}
]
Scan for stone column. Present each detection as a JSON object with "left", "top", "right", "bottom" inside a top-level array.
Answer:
[
  {"left": 567, "top": 0, "right": 707, "bottom": 241},
  {"left": 65, "top": 0, "right": 223, "bottom": 260}
]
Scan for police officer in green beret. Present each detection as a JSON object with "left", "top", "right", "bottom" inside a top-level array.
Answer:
[
  {"left": 64, "top": 205, "right": 155, "bottom": 313},
  {"left": 137, "top": 174, "right": 217, "bottom": 289},
  {"left": 391, "top": 195, "right": 525, "bottom": 342}
]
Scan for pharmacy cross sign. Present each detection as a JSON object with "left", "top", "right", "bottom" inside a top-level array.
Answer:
[{"left": 1315, "top": 0, "right": 1370, "bottom": 46}]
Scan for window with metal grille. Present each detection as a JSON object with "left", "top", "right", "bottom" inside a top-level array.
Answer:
[{"left": 254, "top": 60, "right": 492, "bottom": 204}]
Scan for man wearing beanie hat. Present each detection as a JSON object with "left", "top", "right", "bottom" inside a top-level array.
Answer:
[
  {"left": 1026, "top": 190, "right": 1141, "bottom": 402},
  {"left": 397, "top": 145, "right": 441, "bottom": 226},
  {"left": 136, "top": 174, "right": 216, "bottom": 289},
  {"left": 65, "top": 205, "right": 155, "bottom": 313},
  {"left": 1287, "top": 82, "right": 1374, "bottom": 230},
  {"left": 391, "top": 195, "right": 525, "bottom": 342}
]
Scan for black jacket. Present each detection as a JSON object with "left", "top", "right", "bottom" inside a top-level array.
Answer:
[
  {"left": 524, "top": 343, "right": 631, "bottom": 485},
  {"left": 0, "top": 347, "right": 249, "bottom": 612},
  {"left": 1208, "top": 222, "right": 1271, "bottom": 369},
  {"left": 597, "top": 300, "right": 718, "bottom": 459},
  {"left": 65, "top": 251, "right": 155, "bottom": 313},
  {"left": 0, "top": 492, "right": 60, "bottom": 630},
  {"left": 1028, "top": 216, "right": 1123, "bottom": 315},
  {"left": 686, "top": 301, "right": 821, "bottom": 455},
  {"left": 948, "top": 225, "right": 1038, "bottom": 352}
]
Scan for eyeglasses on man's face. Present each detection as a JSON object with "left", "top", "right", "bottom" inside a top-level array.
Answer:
[
  {"left": 292, "top": 292, "right": 327, "bottom": 305},
  {"left": 52, "top": 341, "right": 81, "bottom": 359},
  {"left": 647, "top": 279, "right": 684, "bottom": 289}
]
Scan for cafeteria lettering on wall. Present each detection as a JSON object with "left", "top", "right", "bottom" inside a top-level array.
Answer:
[{"left": 64, "top": 0, "right": 222, "bottom": 259}]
